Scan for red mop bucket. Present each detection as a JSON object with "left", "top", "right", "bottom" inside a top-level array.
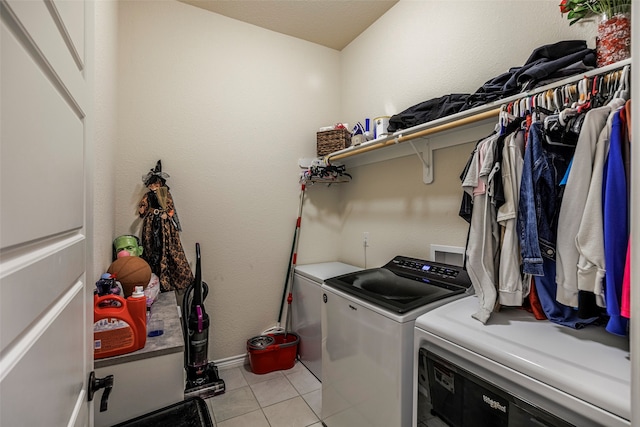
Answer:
[{"left": 247, "top": 333, "right": 299, "bottom": 374}]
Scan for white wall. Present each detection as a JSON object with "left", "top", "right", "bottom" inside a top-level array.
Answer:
[
  {"left": 115, "top": 1, "right": 341, "bottom": 359},
  {"left": 341, "top": 0, "right": 596, "bottom": 124},
  {"left": 315, "top": 0, "right": 597, "bottom": 268},
  {"left": 92, "top": 1, "right": 118, "bottom": 280}
]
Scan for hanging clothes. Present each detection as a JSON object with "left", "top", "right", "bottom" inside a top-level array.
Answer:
[
  {"left": 621, "top": 240, "right": 631, "bottom": 319},
  {"left": 497, "top": 119, "right": 531, "bottom": 306},
  {"left": 575, "top": 118, "right": 615, "bottom": 308},
  {"left": 555, "top": 99, "right": 625, "bottom": 308},
  {"left": 517, "top": 122, "right": 596, "bottom": 328},
  {"left": 462, "top": 132, "right": 501, "bottom": 324},
  {"left": 602, "top": 112, "right": 629, "bottom": 336},
  {"left": 620, "top": 101, "right": 632, "bottom": 197},
  {"left": 574, "top": 101, "right": 629, "bottom": 323},
  {"left": 457, "top": 66, "right": 631, "bottom": 329},
  {"left": 620, "top": 100, "right": 632, "bottom": 319},
  {"left": 522, "top": 277, "right": 548, "bottom": 320}
]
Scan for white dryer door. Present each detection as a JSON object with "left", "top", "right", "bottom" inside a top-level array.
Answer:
[{"left": 292, "top": 273, "right": 323, "bottom": 379}]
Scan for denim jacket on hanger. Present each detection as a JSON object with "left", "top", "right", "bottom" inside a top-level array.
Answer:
[{"left": 517, "top": 122, "right": 572, "bottom": 276}]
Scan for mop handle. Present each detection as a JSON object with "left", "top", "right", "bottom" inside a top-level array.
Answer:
[
  {"left": 277, "top": 184, "right": 306, "bottom": 324},
  {"left": 287, "top": 185, "right": 305, "bottom": 292},
  {"left": 285, "top": 292, "right": 293, "bottom": 337},
  {"left": 277, "top": 230, "right": 297, "bottom": 324}
]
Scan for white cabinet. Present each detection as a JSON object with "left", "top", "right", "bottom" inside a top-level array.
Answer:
[{"left": 94, "top": 292, "right": 185, "bottom": 427}]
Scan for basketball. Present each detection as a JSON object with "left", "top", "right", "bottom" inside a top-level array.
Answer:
[{"left": 107, "top": 256, "right": 152, "bottom": 297}]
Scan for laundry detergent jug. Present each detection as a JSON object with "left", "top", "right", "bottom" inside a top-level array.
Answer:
[{"left": 94, "top": 286, "right": 147, "bottom": 359}]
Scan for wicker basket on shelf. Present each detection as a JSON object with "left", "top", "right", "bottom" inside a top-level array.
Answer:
[{"left": 316, "top": 128, "right": 351, "bottom": 156}]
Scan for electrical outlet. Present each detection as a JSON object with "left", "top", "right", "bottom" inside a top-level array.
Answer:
[{"left": 363, "top": 232, "right": 370, "bottom": 248}]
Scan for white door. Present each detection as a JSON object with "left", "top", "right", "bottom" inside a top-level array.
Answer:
[{"left": 1, "top": 0, "right": 94, "bottom": 426}]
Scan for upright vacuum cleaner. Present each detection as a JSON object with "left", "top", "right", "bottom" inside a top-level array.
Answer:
[{"left": 183, "top": 243, "right": 226, "bottom": 398}]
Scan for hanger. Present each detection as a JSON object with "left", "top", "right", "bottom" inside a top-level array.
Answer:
[
  {"left": 499, "top": 104, "right": 508, "bottom": 134},
  {"left": 512, "top": 98, "right": 520, "bottom": 118},
  {"left": 545, "top": 89, "right": 555, "bottom": 112},
  {"left": 589, "top": 75, "right": 604, "bottom": 108},
  {"left": 593, "top": 73, "right": 619, "bottom": 107},
  {"left": 579, "top": 77, "right": 589, "bottom": 104},
  {"left": 611, "top": 70, "right": 621, "bottom": 96},
  {"left": 570, "top": 78, "right": 585, "bottom": 109},
  {"left": 565, "top": 84, "right": 577, "bottom": 107},
  {"left": 542, "top": 82, "right": 581, "bottom": 147},
  {"left": 602, "top": 73, "right": 611, "bottom": 96},
  {"left": 534, "top": 93, "right": 549, "bottom": 122},
  {"left": 597, "top": 73, "right": 612, "bottom": 105},
  {"left": 543, "top": 108, "right": 584, "bottom": 148},
  {"left": 597, "top": 74, "right": 604, "bottom": 96},
  {"left": 520, "top": 97, "right": 529, "bottom": 117},
  {"left": 552, "top": 88, "right": 561, "bottom": 112},
  {"left": 576, "top": 77, "right": 593, "bottom": 113},
  {"left": 613, "top": 65, "right": 630, "bottom": 100},
  {"left": 530, "top": 95, "right": 538, "bottom": 122}
]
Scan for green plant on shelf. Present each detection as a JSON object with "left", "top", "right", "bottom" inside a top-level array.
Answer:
[{"left": 560, "top": 0, "right": 631, "bottom": 25}]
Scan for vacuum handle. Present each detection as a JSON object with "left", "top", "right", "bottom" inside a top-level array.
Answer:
[{"left": 193, "top": 243, "right": 203, "bottom": 308}]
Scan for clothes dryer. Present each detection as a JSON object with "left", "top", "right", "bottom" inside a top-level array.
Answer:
[
  {"left": 413, "top": 295, "right": 631, "bottom": 427},
  {"left": 292, "top": 262, "right": 361, "bottom": 380}
]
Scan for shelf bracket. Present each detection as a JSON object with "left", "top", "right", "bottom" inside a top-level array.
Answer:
[{"left": 408, "top": 140, "right": 434, "bottom": 184}]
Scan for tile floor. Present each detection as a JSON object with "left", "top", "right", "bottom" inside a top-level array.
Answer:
[
  {"left": 204, "top": 361, "right": 449, "bottom": 427},
  {"left": 204, "top": 361, "right": 322, "bottom": 427}
]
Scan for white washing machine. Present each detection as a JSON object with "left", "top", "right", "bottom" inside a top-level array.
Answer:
[
  {"left": 291, "top": 262, "right": 362, "bottom": 381},
  {"left": 413, "top": 295, "right": 631, "bottom": 427},
  {"left": 321, "top": 256, "right": 473, "bottom": 427}
]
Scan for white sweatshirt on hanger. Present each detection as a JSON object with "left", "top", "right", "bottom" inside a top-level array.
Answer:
[
  {"left": 575, "top": 99, "right": 626, "bottom": 306},
  {"left": 556, "top": 99, "right": 625, "bottom": 307}
]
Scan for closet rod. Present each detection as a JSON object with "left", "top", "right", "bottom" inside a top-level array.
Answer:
[
  {"left": 396, "top": 108, "right": 500, "bottom": 144},
  {"left": 326, "top": 108, "right": 500, "bottom": 163},
  {"left": 325, "top": 58, "right": 631, "bottom": 165}
]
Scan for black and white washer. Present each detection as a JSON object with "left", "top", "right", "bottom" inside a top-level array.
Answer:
[{"left": 321, "top": 255, "right": 472, "bottom": 427}]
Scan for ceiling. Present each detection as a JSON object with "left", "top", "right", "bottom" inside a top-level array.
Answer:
[{"left": 178, "top": 0, "right": 399, "bottom": 51}]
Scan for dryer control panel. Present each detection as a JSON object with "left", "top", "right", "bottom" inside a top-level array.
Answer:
[{"left": 384, "top": 255, "right": 471, "bottom": 288}]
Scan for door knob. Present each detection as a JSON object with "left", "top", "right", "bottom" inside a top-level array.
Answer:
[{"left": 88, "top": 371, "right": 114, "bottom": 412}]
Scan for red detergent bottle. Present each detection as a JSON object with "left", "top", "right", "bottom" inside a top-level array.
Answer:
[{"left": 94, "top": 286, "right": 147, "bottom": 359}]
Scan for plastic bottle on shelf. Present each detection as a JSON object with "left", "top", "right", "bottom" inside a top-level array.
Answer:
[
  {"left": 128, "top": 286, "right": 147, "bottom": 332},
  {"left": 93, "top": 286, "right": 148, "bottom": 359},
  {"left": 365, "top": 118, "right": 372, "bottom": 140}
]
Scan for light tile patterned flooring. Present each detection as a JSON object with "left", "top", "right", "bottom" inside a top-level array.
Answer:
[
  {"left": 204, "top": 361, "right": 449, "bottom": 427},
  {"left": 204, "top": 361, "right": 322, "bottom": 427}
]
